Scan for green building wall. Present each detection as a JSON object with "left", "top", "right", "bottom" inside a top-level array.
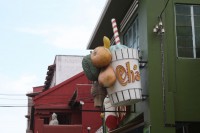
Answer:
[
  {"left": 146, "top": 0, "right": 200, "bottom": 132},
  {"left": 86, "top": 0, "right": 200, "bottom": 132}
]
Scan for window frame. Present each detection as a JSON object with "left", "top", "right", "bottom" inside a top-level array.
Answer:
[
  {"left": 123, "top": 17, "right": 139, "bottom": 50},
  {"left": 175, "top": 4, "right": 200, "bottom": 59}
]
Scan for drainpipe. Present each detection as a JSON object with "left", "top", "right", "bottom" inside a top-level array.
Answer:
[
  {"left": 159, "top": 0, "right": 176, "bottom": 127},
  {"left": 160, "top": 28, "right": 167, "bottom": 126},
  {"left": 153, "top": 16, "right": 175, "bottom": 127},
  {"left": 153, "top": 16, "right": 171, "bottom": 127}
]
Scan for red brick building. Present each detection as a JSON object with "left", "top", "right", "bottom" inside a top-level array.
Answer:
[{"left": 26, "top": 72, "right": 102, "bottom": 133}]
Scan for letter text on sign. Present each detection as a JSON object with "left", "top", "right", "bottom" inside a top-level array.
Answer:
[{"left": 116, "top": 61, "right": 140, "bottom": 86}]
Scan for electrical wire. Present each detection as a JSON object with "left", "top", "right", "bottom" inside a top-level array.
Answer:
[
  {"left": 0, "top": 97, "right": 94, "bottom": 101},
  {"left": 0, "top": 98, "right": 27, "bottom": 100},
  {"left": 0, "top": 105, "right": 134, "bottom": 113},
  {"left": 0, "top": 93, "right": 91, "bottom": 95},
  {"left": 160, "top": 0, "right": 170, "bottom": 17},
  {"left": 0, "top": 92, "right": 94, "bottom": 97},
  {"left": 0, "top": 105, "right": 28, "bottom": 107},
  {"left": 0, "top": 101, "right": 134, "bottom": 118},
  {"left": 0, "top": 91, "right": 97, "bottom": 103},
  {"left": 0, "top": 93, "right": 26, "bottom": 96},
  {"left": 0, "top": 103, "right": 131, "bottom": 114},
  {"left": 0, "top": 92, "right": 111, "bottom": 109}
]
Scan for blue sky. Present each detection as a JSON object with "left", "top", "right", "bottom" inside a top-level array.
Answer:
[{"left": 0, "top": 0, "right": 106, "bottom": 132}]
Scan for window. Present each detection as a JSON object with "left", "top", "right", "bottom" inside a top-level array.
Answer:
[
  {"left": 175, "top": 4, "right": 200, "bottom": 58},
  {"left": 56, "top": 112, "right": 71, "bottom": 125},
  {"left": 49, "top": 112, "right": 71, "bottom": 125},
  {"left": 176, "top": 121, "right": 200, "bottom": 133},
  {"left": 43, "top": 117, "right": 49, "bottom": 124},
  {"left": 123, "top": 18, "right": 139, "bottom": 49}
]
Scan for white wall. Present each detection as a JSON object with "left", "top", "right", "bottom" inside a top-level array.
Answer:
[{"left": 52, "top": 55, "right": 83, "bottom": 86}]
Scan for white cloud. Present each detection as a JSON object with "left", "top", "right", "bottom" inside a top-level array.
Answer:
[
  {"left": 45, "top": 26, "right": 91, "bottom": 49},
  {"left": 15, "top": 0, "right": 106, "bottom": 50},
  {"left": 0, "top": 74, "right": 38, "bottom": 94},
  {"left": 16, "top": 25, "right": 91, "bottom": 50},
  {"left": 16, "top": 27, "right": 50, "bottom": 36},
  {"left": 0, "top": 74, "right": 39, "bottom": 107}
]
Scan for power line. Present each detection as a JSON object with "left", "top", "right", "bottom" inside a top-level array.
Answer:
[
  {"left": 0, "top": 93, "right": 95, "bottom": 101},
  {"left": 0, "top": 96, "right": 93, "bottom": 100},
  {"left": 0, "top": 92, "right": 93, "bottom": 96},
  {"left": 0, "top": 105, "right": 135, "bottom": 113},
  {"left": 0, "top": 98, "right": 27, "bottom": 100},
  {"left": 160, "top": 0, "right": 170, "bottom": 17},
  {"left": 0, "top": 93, "right": 26, "bottom": 96},
  {"left": 0, "top": 105, "right": 28, "bottom": 107},
  {"left": 0, "top": 102, "right": 122, "bottom": 111}
]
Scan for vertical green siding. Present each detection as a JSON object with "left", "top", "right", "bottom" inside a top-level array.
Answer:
[
  {"left": 146, "top": 0, "right": 200, "bottom": 132},
  {"left": 146, "top": 0, "right": 176, "bottom": 132},
  {"left": 170, "top": 0, "right": 200, "bottom": 121},
  {"left": 175, "top": 60, "right": 200, "bottom": 121}
]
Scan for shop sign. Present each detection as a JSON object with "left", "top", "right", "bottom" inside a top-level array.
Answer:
[{"left": 107, "top": 48, "right": 142, "bottom": 106}]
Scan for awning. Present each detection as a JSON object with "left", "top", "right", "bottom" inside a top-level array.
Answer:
[
  {"left": 69, "top": 85, "right": 93, "bottom": 107},
  {"left": 110, "top": 113, "right": 144, "bottom": 133},
  {"left": 26, "top": 91, "right": 42, "bottom": 97}
]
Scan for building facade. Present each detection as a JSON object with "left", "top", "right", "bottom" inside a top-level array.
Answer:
[
  {"left": 26, "top": 86, "right": 43, "bottom": 133},
  {"left": 26, "top": 55, "right": 103, "bottom": 133},
  {"left": 87, "top": 0, "right": 200, "bottom": 133},
  {"left": 44, "top": 55, "right": 84, "bottom": 90},
  {"left": 26, "top": 72, "right": 103, "bottom": 133}
]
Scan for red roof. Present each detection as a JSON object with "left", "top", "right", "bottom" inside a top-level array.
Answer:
[{"left": 34, "top": 72, "right": 92, "bottom": 109}]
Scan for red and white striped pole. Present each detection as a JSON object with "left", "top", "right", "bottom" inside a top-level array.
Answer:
[{"left": 111, "top": 18, "right": 120, "bottom": 45}]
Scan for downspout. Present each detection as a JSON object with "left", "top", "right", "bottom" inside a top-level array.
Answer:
[
  {"left": 160, "top": 27, "right": 167, "bottom": 126},
  {"left": 154, "top": 17, "right": 167, "bottom": 126},
  {"left": 159, "top": 1, "right": 169, "bottom": 126},
  {"left": 153, "top": 0, "right": 175, "bottom": 127},
  {"left": 153, "top": 16, "right": 174, "bottom": 127},
  {"left": 160, "top": 21, "right": 175, "bottom": 128},
  {"left": 160, "top": 0, "right": 176, "bottom": 127}
]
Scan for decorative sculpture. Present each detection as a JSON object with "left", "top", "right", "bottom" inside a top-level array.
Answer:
[{"left": 49, "top": 113, "right": 59, "bottom": 125}]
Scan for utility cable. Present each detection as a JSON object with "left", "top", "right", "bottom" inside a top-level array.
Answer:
[{"left": 160, "top": 0, "right": 170, "bottom": 17}]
